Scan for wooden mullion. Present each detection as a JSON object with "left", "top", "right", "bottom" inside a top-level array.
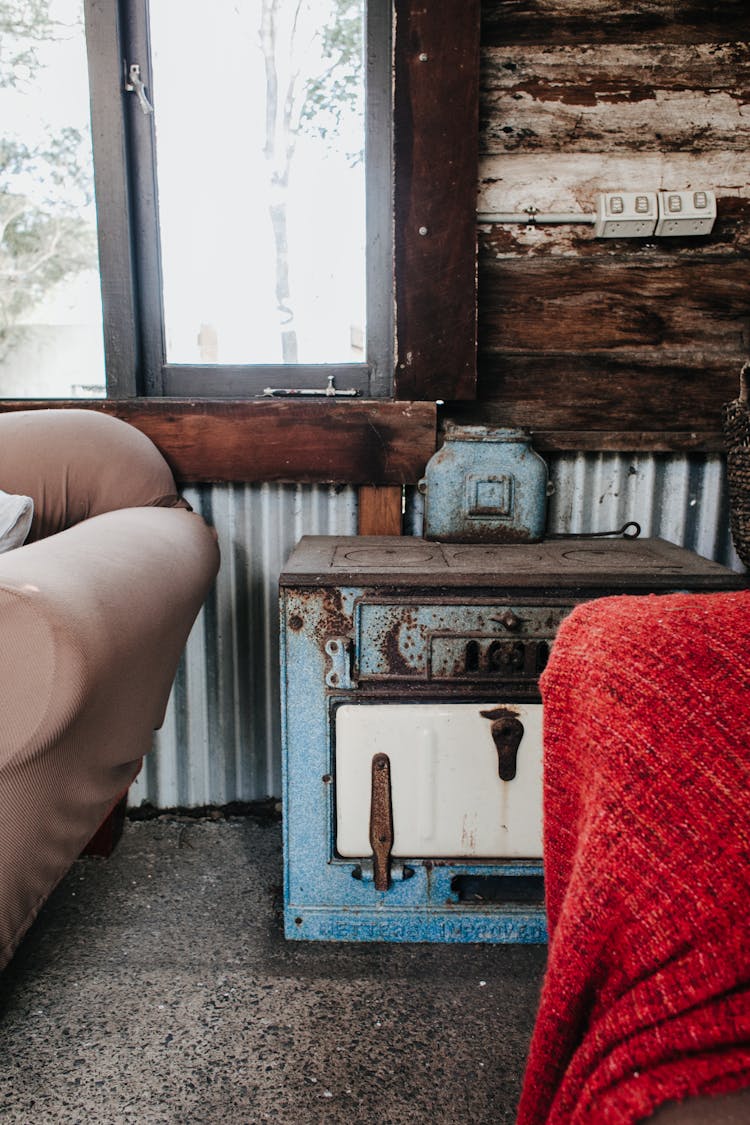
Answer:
[
  {"left": 393, "top": 0, "right": 480, "bottom": 401},
  {"left": 83, "top": 0, "right": 139, "bottom": 397}
]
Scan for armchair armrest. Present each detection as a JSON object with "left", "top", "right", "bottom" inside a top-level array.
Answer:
[{"left": 0, "top": 505, "right": 219, "bottom": 967}]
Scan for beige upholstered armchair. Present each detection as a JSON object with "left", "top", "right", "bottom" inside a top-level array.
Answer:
[{"left": 0, "top": 409, "right": 220, "bottom": 970}]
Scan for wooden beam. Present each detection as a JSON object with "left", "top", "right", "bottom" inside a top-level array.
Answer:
[
  {"left": 437, "top": 412, "right": 727, "bottom": 452},
  {"left": 393, "top": 0, "right": 480, "bottom": 401},
  {"left": 481, "top": 0, "right": 749, "bottom": 48},
  {"left": 481, "top": 42, "right": 750, "bottom": 155},
  {"left": 0, "top": 400, "right": 437, "bottom": 485},
  {"left": 357, "top": 486, "right": 403, "bottom": 535},
  {"left": 531, "top": 430, "right": 727, "bottom": 454}
]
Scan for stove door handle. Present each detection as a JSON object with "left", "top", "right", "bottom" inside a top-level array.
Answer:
[{"left": 369, "top": 753, "right": 394, "bottom": 891}]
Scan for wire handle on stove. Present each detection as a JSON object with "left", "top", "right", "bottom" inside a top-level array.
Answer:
[{"left": 548, "top": 521, "right": 641, "bottom": 540}]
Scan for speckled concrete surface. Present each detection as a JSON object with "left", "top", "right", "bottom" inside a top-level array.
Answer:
[{"left": 0, "top": 818, "right": 546, "bottom": 1124}]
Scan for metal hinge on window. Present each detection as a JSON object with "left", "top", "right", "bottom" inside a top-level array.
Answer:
[
  {"left": 262, "top": 374, "right": 359, "bottom": 398},
  {"left": 125, "top": 62, "right": 154, "bottom": 114}
]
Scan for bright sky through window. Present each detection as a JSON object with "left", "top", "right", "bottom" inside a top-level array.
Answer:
[
  {"left": 148, "top": 0, "right": 367, "bottom": 367},
  {"left": 0, "top": 0, "right": 104, "bottom": 397}
]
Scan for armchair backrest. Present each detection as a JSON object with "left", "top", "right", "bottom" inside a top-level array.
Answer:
[{"left": 0, "top": 410, "right": 186, "bottom": 542}]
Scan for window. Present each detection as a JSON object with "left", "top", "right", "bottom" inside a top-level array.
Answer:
[
  {"left": 2, "top": 3, "right": 480, "bottom": 411},
  {"left": 0, "top": 0, "right": 105, "bottom": 398},
  {"left": 90, "top": 0, "right": 393, "bottom": 399}
]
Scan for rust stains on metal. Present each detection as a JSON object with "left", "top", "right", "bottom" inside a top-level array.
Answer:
[
  {"left": 379, "top": 621, "right": 415, "bottom": 676},
  {"left": 288, "top": 614, "right": 304, "bottom": 632},
  {"left": 297, "top": 586, "right": 352, "bottom": 644},
  {"left": 480, "top": 707, "right": 524, "bottom": 781},
  {"left": 364, "top": 607, "right": 426, "bottom": 678},
  {"left": 430, "top": 523, "right": 540, "bottom": 544},
  {"left": 493, "top": 608, "right": 523, "bottom": 631},
  {"left": 370, "top": 753, "right": 394, "bottom": 892}
]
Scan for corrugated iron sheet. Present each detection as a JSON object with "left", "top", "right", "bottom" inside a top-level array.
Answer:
[
  {"left": 546, "top": 452, "right": 740, "bottom": 568},
  {"left": 130, "top": 455, "right": 742, "bottom": 809},
  {"left": 129, "top": 483, "right": 357, "bottom": 810}
]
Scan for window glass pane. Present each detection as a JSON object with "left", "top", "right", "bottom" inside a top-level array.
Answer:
[
  {"left": 149, "top": 0, "right": 366, "bottom": 366},
  {"left": 0, "top": 0, "right": 104, "bottom": 397}
]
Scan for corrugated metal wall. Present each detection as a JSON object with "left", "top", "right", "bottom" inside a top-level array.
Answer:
[
  {"left": 129, "top": 483, "right": 358, "bottom": 809},
  {"left": 129, "top": 453, "right": 742, "bottom": 809}
]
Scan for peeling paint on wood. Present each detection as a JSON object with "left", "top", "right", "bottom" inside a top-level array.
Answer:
[
  {"left": 482, "top": 1, "right": 750, "bottom": 48},
  {"left": 475, "top": 2, "right": 750, "bottom": 444},
  {"left": 481, "top": 44, "right": 750, "bottom": 153},
  {"left": 478, "top": 153, "right": 750, "bottom": 257}
]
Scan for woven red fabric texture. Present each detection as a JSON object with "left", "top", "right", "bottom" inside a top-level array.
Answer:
[{"left": 517, "top": 590, "right": 750, "bottom": 1125}]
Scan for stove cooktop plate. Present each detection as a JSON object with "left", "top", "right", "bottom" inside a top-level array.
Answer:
[{"left": 280, "top": 536, "right": 745, "bottom": 590}]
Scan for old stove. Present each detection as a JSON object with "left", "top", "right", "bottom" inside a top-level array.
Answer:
[{"left": 279, "top": 535, "right": 743, "bottom": 942}]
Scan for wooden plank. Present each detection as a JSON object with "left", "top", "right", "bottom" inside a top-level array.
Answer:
[
  {"left": 530, "top": 430, "right": 727, "bottom": 453},
  {"left": 440, "top": 406, "right": 727, "bottom": 452},
  {"left": 480, "top": 43, "right": 750, "bottom": 154},
  {"left": 479, "top": 258, "right": 750, "bottom": 357},
  {"left": 473, "top": 354, "right": 742, "bottom": 433},
  {"left": 358, "top": 486, "right": 403, "bottom": 535},
  {"left": 472, "top": 2, "right": 749, "bottom": 451},
  {"left": 393, "top": 0, "right": 480, "bottom": 401},
  {"left": 481, "top": 0, "right": 750, "bottom": 47},
  {"left": 0, "top": 400, "right": 437, "bottom": 485},
  {"left": 478, "top": 153, "right": 750, "bottom": 258},
  {"left": 479, "top": 199, "right": 750, "bottom": 261}
]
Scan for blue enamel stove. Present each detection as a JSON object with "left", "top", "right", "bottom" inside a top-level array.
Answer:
[{"left": 280, "top": 535, "right": 741, "bottom": 943}]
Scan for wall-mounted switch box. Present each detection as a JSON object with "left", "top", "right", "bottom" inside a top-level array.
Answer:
[
  {"left": 654, "top": 190, "right": 716, "bottom": 236},
  {"left": 594, "top": 192, "right": 658, "bottom": 238}
]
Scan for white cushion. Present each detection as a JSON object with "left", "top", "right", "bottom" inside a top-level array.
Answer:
[{"left": 0, "top": 489, "right": 33, "bottom": 553}]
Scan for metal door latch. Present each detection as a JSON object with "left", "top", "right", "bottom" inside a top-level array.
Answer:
[
  {"left": 125, "top": 63, "right": 154, "bottom": 114},
  {"left": 262, "top": 374, "right": 359, "bottom": 398}
]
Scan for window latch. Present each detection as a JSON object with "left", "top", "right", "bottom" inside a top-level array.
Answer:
[
  {"left": 262, "top": 374, "right": 359, "bottom": 398},
  {"left": 125, "top": 63, "right": 154, "bottom": 115}
]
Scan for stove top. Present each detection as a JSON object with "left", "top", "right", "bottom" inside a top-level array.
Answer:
[{"left": 280, "top": 536, "right": 746, "bottom": 590}]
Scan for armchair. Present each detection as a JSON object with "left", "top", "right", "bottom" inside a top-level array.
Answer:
[{"left": 0, "top": 409, "right": 220, "bottom": 970}]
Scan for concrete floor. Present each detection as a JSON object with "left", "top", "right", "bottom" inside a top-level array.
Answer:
[{"left": 0, "top": 816, "right": 546, "bottom": 1125}]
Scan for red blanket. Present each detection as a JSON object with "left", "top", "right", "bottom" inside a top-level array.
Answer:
[{"left": 517, "top": 590, "right": 750, "bottom": 1124}]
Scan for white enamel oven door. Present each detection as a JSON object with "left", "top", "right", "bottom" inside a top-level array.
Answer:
[{"left": 334, "top": 702, "right": 543, "bottom": 860}]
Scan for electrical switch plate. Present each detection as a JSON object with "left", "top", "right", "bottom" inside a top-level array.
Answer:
[
  {"left": 594, "top": 191, "right": 658, "bottom": 238},
  {"left": 654, "top": 189, "right": 716, "bottom": 236}
]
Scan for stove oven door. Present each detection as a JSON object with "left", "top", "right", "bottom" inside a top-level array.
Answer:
[{"left": 335, "top": 701, "right": 543, "bottom": 860}]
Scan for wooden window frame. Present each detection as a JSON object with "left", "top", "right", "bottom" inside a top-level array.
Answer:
[
  {"left": 86, "top": 0, "right": 395, "bottom": 400},
  {"left": 1, "top": 1, "right": 482, "bottom": 486},
  {"left": 81, "top": 0, "right": 480, "bottom": 408}
]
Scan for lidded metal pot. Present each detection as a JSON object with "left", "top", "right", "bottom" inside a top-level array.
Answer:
[{"left": 418, "top": 424, "right": 552, "bottom": 543}]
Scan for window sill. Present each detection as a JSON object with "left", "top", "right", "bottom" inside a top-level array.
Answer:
[{"left": 0, "top": 398, "right": 437, "bottom": 485}]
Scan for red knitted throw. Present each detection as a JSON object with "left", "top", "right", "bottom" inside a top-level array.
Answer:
[{"left": 517, "top": 590, "right": 750, "bottom": 1124}]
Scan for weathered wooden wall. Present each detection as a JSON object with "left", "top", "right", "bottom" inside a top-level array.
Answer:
[{"left": 475, "top": 0, "right": 750, "bottom": 448}]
